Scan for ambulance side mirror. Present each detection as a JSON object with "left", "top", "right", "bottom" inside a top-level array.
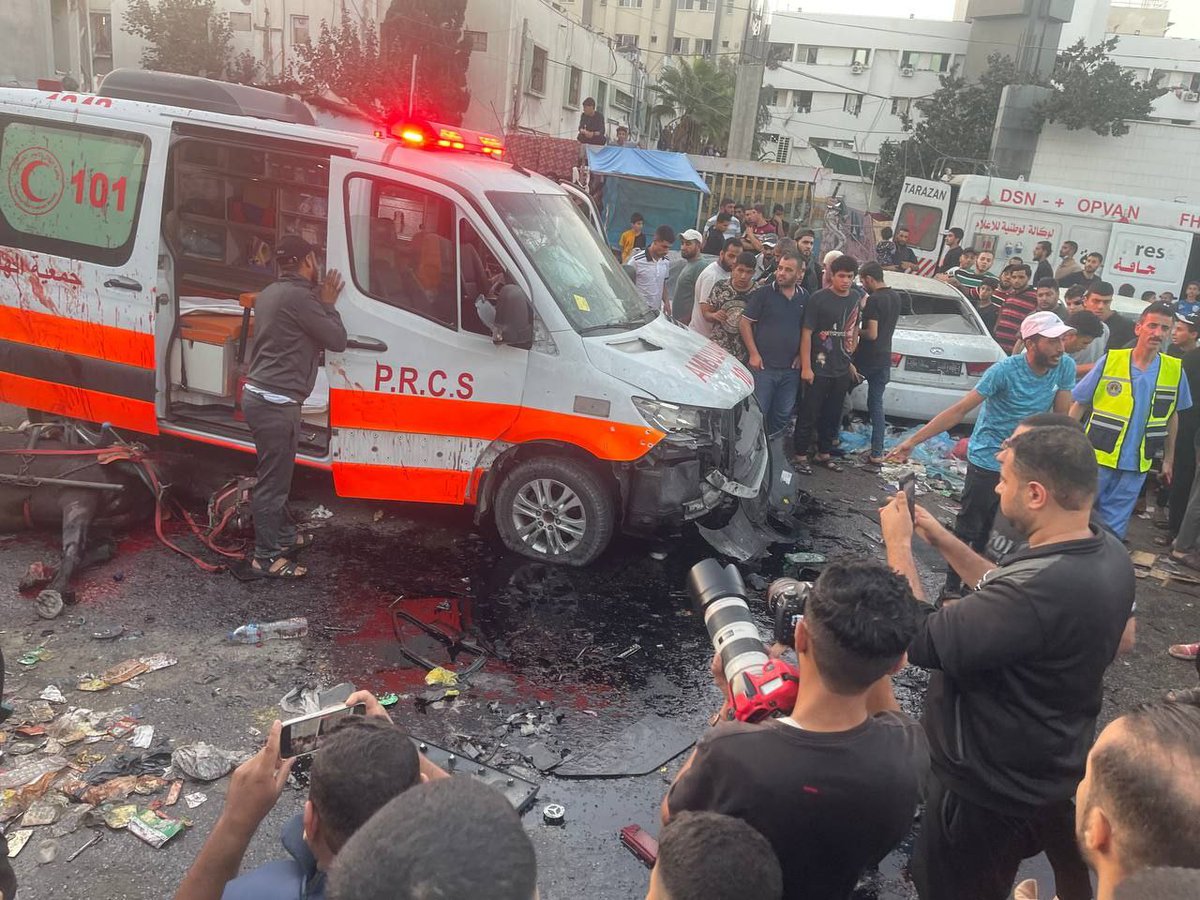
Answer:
[{"left": 493, "top": 284, "right": 533, "bottom": 350}]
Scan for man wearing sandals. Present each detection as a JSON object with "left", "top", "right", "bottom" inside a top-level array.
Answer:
[
  {"left": 889, "top": 312, "right": 1077, "bottom": 599},
  {"left": 243, "top": 235, "right": 346, "bottom": 579}
]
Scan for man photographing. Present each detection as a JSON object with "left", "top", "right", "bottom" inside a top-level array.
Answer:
[
  {"left": 662, "top": 560, "right": 928, "bottom": 900},
  {"left": 880, "top": 425, "right": 1135, "bottom": 900}
]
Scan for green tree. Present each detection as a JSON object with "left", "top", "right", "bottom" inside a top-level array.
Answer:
[
  {"left": 292, "top": 11, "right": 402, "bottom": 119},
  {"left": 1039, "top": 37, "right": 1166, "bottom": 136},
  {"left": 652, "top": 58, "right": 735, "bottom": 153},
  {"left": 122, "top": 0, "right": 232, "bottom": 78},
  {"left": 381, "top": 0, "right": 472, "bottom": 125}
]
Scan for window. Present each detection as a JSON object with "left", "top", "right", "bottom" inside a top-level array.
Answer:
[
  {"left": 289, "top": 15, "right": 309, "bottom": 46},
  {"left": 672, "top": 36, "right": 689, "bottom": 54},
  {"left": 763, "top": 88, "right": 780, "bottom": 107},
  {"left": 902, "top": 51, "right": 952, "bottom": 72},
  {"left": 931, "top": 53, "right": 951, "bottom": 73},
  {"left": 851, "top": 48, "right": 871, "bottom": 67},
  {"left": 460, "top": 220, "right": 513, "bottom": 337},
  {"left": 891, "top": 97, "right": 911, "bottom": 116},
  {"left": 528, "top": 45, "right": 547, "bottom": 95},
  {"left": 695, "top": 39, "right": 713, "bottom": 56},
  {"left": 0, "top": 117, "right": 150, "bottom": 266},
  {"left": 347, "top": 177, "right": 458, "bottom": 328},
  {"left": 843, "top": 93, "right": 863, "bottom": 116},
  {"left": 90, "top": 12, "right": 113, "bottom": 76},
  {"left": 465, "top": 30, "right": 487, "bottom": 52},
  {"left": 894, "top": 202, "right": 944, "bottom": 251},
  {"left": 229, "top": 12, "right": 251, "bottom": 32},
  {"left": 566, "top": 66, "right": 582, "bottom": 107},
  {"left": 901, "top": 50, "right": 914, "bottom": 69},
  {"left": 613, "top": 89, "right": 634, "bottom": 110},
  {"left": 620, "top": 0, "right": 644, "bottom": 6},
  {"left": 678, "top": 0, "right": 715, "bottom": 9},
  {"left": 616, "top": 34, "right": 639, "bottom": 49},
  {"left": 796, "top": 45, "right": 819, "bottom": 65},
  {"left": 793, "top": 90, "right": 813, "bottom": 113}
]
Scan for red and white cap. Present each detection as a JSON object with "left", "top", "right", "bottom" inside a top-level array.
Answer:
[{"left": 1020, "top": 311, "right": 1075, "bottom": 340}]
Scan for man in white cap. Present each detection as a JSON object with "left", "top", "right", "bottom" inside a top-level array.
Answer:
[
  {"left": 669, "top": 229, "right": 709, "bottom": 326},
  {"left": 889, "top": 311, "right": 1078, "bottom": 598}
]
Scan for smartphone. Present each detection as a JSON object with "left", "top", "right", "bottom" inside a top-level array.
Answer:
[
  {"left": 620, "top": 824, "right": 659, "bottom": 867},
  {"left": 899, "top": 473, "right": 917, "bottom": 524},
  {"left": 280, "top": 703, "right": 366, "bottom": 758}
]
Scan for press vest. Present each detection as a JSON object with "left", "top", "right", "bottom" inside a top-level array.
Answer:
[{"left": 1086, "top": 349, "right": 1182, "bottom": 472}]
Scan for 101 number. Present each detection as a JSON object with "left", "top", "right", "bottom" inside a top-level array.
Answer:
[{"left": 70, "top": 169, "right": 128, "bottom": 212}]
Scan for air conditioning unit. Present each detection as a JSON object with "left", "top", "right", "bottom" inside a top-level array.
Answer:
[
  {"left": 900, "top": 66, "right": 915, "bottom": 77},
  {"left": 1184, "top": 91, "right": 1200, "bottom": 102},
  {"left": 851, "top": 62, "right": 864, "bottom": 74}
]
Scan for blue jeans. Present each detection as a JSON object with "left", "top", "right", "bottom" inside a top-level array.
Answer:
[
  {"left": 753, "top": 367, "right": 800, "bottom": 437},
  {"left": 860, "top": 365, "right": 891, "bottom": 456}
]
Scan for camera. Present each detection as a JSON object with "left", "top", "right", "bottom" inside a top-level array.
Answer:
[
  {"left": 688, "top": 559, "right": 799, "bottom": 723},
  {"left": 766, "top": 577, "right": 813, "bottom": 648}
]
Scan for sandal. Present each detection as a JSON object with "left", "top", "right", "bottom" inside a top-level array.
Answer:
[
  {"left": 285, "top": 532, "right": 315, "bottom": 553},
  {"left": 248, "top": 555, "right": 307, "bottom": 579},
  {"left": 1170, "top": 550, "right": 1200, "bottom": 572},
  {"left": 864, "top": 454, "right": 886, "bottom": 467},
  {"left": 814, "top": 456, "right": 844, "bottom": 472},
  {"left": 791, "top": 457, "right": 814, "bottom": 475}
]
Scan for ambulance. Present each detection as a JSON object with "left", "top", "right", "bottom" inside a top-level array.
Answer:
[
  {"left": 892, "top": 174, "right": 1200, "bottom": 297},
  {"left": 0, "top": 71, "right": 772, "bottom": 567}
]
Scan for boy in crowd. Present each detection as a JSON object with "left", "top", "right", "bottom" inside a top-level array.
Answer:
[{"left": 620, "top": 213, "right": 646, "bottom": 263}]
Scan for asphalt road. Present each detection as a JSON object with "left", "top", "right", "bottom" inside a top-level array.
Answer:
[{"left": 1, "top": 425, "right": 1196, "bottom": 900}]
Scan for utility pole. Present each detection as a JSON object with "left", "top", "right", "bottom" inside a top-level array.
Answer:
[
  {"left": 726, "top": 1, "right": 764, "bottom": 160},
  {"left": 408, "top": 53, "right": 418, "bottom": 116}
]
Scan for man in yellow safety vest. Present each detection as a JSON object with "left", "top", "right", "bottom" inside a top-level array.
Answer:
[{"left": 1069, "top": 302, "right": 1191, "bottom": 539}]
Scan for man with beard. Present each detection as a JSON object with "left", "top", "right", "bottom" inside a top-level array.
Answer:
[
  {"left": 699, "top": 252, "right": 757, "bottom": 364},
  {"left": 880, "top": 423, "right": 1134, "bottom": 900},
  {"left": 741, "top": 250, "right": 808, "bottom": 437},
  {"left": 670, "top": 230, "right": 709, "bottom": 326},
  {"left": 993, "top": 264, "right": 1038, "bottom": 354},
  {"left": 1055, "top": 240, "right": 1083, "bottom": 281},
  {"left": 881, "top": 227, "right": 917, "bottom": 273},
  {"left": 1059, "top": 251, "right": 1104, "bottom": 291},
  {"left": 1071, "top": 303, "right": 1190, "bottom": 539},
  {"left": 889, "top": 312, "right": 1077, "bottom": 598},
  {"left": 1031, "top": 240, "right": 1055, "bottom": 283},
  {"left": 690, "top": 238, "right": 742, "bottom": 339},
  {"left": 794, "top": 229, "right": 822, "bottom": 294}
]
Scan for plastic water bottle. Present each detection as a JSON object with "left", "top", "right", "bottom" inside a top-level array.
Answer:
[{"left": 228, "top": 617, "right": 309, "bottom": 644}]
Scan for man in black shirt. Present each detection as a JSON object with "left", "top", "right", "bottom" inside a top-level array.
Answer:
[
  {"left": 1059, "top": 251, "right": 1104, "bottom": 291},
  {"left": 741, "top": 250, "right": 808, "bottom": 437},
  {"left": 663, "top": 560, "right": 928, "bottom": 900},
  {"left": 881, "top": 425, "right": 1135, "bottom": 900},
  {"left": 1084, "top": 281, "right": 1135, "bottom": 350},
  {"left": 1032, "top": 240, "right": 1055, "bottom": 283},
  {"left": 937, "top": 228, "right": 964, "bottom": 273},
  {"left": 854, "top": 262, "right": 901, "bottom": 464},
  {"left": 577, "top": 97, "right": 606, "bottom": 145},
  {"left": 244, "top": 236, "right": 346, "bottom": 578},
  {"left": 794, "top": 254, "right": 861, "bottom": 473}
]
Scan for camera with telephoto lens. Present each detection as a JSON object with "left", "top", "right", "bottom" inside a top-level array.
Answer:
[
  {"left": 688, "top": 559, "right": 799, "bottom": 723},
  {"left": 766, "top": 577, "right": 814, "bottom": 648}
]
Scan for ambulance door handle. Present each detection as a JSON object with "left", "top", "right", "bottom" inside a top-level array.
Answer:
[
  {"left": 104, "top": 276, "right": 143, "bottom": 292},
  {"left": 346, "top": 336, "right": 387, "bottom": 352}
]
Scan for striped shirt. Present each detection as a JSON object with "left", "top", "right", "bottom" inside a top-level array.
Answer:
[
  {"left": 950, "top": 266, "right": 994, "bottom": 292},
  {"left": 993, "top": 289, "right": 1039, "bottom": 354}
]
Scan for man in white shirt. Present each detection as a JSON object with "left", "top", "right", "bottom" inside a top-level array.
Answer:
[
  {"left": 690, "top": 237, "right": 742, "bottom": 338},
  {"left": 705, "top": 198, "right": 741, "bottom": 240},
  {"left": 627, "top": 225, "right": 676, "bottom": 315}
]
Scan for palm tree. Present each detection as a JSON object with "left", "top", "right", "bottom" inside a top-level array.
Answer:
[{"left": 652, "top": 58, "right": 735, "bottom": 154}]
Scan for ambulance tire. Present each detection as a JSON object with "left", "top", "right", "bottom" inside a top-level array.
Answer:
[{"left": 494, "top": 457, "right": 614, "bottom": 566}]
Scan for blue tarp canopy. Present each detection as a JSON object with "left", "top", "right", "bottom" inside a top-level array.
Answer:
[
  {"left": 587, "top": 147, "right": 709, "bottom": 250},
  {"left": 586, "top": 147, "right": 711, "bottom": 193}
]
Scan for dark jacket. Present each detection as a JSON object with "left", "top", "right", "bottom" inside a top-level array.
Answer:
[
  {"left": 800, "top": 257, "right": 821, "bottom": 295},
  {"left": 908, "top": 525, "right": 1134, "bottom": 815},
  {"left": 222, "top": 813, "right": 323, "bottom": 900},
  {"left": 247, "top": 274, "right": 347, "bottom": 402}
]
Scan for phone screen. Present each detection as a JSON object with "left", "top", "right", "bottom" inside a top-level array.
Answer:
[
  {"left": 280, "top": 703, "right": 366, "bottom": 758},
  {"left": 900, "top": 474, "right": 917, "bottom": 524}
]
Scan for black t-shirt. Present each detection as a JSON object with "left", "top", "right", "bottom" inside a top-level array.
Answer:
[
  {"left": 1058, "top": 271, "right": 1099, "bottom": 291},
  {"left": 977, "top": 302, "right": 999, "bottom": 336},
  {"left": 1104, "top": 312, "right": 1135, "bottom": 350},
  {"left": 668, "top": 714, "right": 928, "bottom": 900},
  {"left": 1181, "top": 347, "right": 1200, "bottom": 433},
  {"left": 938, "top": 245, "right": 963, "bottom": 273},
  {"left": 577, "top": 111, "right": 606, "bottom": 144},
  {"left": 1034, "top": 258, "right": 1054, "bottom": 283},
  {"left": 803, "top": 288, "right": 860, "bottom": 378},
  {"left": 855, "top": 287, "right": 901, "bottom": 370},
  {"left": 895, "top": 244, "right": 917, "bottom": 267}
]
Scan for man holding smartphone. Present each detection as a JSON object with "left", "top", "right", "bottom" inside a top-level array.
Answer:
[{"left": 175, "top": 692, "right": 444, "bottom": 900}]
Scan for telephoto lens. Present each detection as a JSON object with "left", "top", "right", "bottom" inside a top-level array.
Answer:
[{"left": 688, "top": 559, "right": 770, "bottom": 701}]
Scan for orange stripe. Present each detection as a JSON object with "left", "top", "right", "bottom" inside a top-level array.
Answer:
[
  {"left": 332, "top": 461, "right": 471, "bottom": 504},
  {"left": 0, "top": 370, "right": 158, "bottom": 434},
  {"left": 329, "top": 390, "right": 663, "bottom": 462},
  {"left": 0, "top": 305, "right": 154, "bottom": 369}
]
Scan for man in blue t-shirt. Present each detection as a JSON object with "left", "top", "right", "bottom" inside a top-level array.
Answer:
[
  {"left": 890, "top": 311, "right": 1077, "bottom": 597},
  {"left": 1070, "top": 303, "right": 1191, "bottom": 539}
]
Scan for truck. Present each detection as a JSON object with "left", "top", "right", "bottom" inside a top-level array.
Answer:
[
  {"left": 892, "top": 174, "right": 1200, "bottom": 296},
  {"left": 0, "top": 70, "right": 777, "bottom": 567}
]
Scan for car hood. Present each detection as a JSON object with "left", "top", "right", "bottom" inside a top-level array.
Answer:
[{"left": 582, "top": 317, "right": 755, "bottom": 408}]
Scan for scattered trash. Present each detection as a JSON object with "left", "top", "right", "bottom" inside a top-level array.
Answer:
[
  {"left": 131, "top": 726, "right": 155, "bottom": 749},
  {"left": 35, "top": 838, "right": 60, "bottom": 865},
  {"left": 4, "top": 829, "right": 33, "bottom": 858},
  {"left": 83, "top": 748, "right": 171, "bottom": 783},
  {"left": 616, "top": 644, "right": 642, "bottom": 660},
  {"left": 128, "top": 809, "right": 185, "bottom": 848},
  {"left": 373, "top": 509, "right": 385, "bottom": 522},
  {"left": 542, "top": 803, "right": 566, "bottom": 826},
  {"left": 18, "top": 561, "right": 54, "bottom": 591},
  {"left": 379, "top": 693, "right": 399, "bottom": 707},
  {"left": 308, "top": 504, "right": 334, "bottom": 520},
  {"left": 138, "top": 654, "right": 177, "bottom": 673},
  {"left": 100, "top": 659, "right": 149, "bottom": 686},
  {"left": 65, "top": 830, "right": 103, "bottom": 861},
  {"left": 165, "top": 780, "right": 183, "bottom": 807},
  {"left": 229, "top": 617, "right": 309, "bottom": 644},
  {"left": 0, "top": 755, "right": 68, "bottom": 790},
  {"left": 424, "top": 667, "right": 459, "bottom": 687},
  {"left": 19, "top": 796, "right": 66, "bottom": 828},
  {"left": 279, "top": 681, "right": 355, "bottom": 716},
  {"left": 184, "top": 792, "right": 207, "bottom": 809},
  {"left": 76, "top": 677, "right": 111, "bottom": 692},
  {"left": 49, "top": 804, "right": 91, "bottom": 838},
  {"left": 173, "top": 742, "right": 246, "bottom": 781},
  {"left": 38, "top": 685, "right": 66, "bottom": 704},
  {"left": 649, "top": 550, "right": 667, "bottom": 561},
  {"left": 784, "top": 551, "right": 826, "bottom": 565},
  {"left": 90, "top": 623, "right": 125, "bottom": 640},
  {"left": 522, "top": 741, "right": 567, "bottom": 774},
  {"left": 18, "top": 646, "right": 50, "bottom": 667}
]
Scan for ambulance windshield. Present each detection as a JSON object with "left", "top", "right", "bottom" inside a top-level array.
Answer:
[{"left": 489, "top": 191, "right": 651, "bottom": 333}]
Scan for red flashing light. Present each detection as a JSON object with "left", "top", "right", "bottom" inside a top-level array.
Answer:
[
  {"left": 386, "top": 119, "right": 505, "bottom": 160},
  {"left": 399, "top": 127, "right": 427, "bottom": 146}
]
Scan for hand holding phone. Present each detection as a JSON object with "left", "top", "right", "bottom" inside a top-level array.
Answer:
[
  {"left": 280, "top": 703, "right": 367, "bottom": 758},
  {"left": 899, "top": 473, "right": 917, "bottom": 525}
]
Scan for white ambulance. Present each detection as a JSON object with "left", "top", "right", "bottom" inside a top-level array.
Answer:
[
  {"left": 893, "top": 174, "right": 1200, "bottom": 296},
  {"left": 0, "top": 71, "right": 771, "bottom": 566}
]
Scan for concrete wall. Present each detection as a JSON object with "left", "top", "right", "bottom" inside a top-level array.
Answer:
[
  {"left": 0, "top": 1, "right": 65, "bottom": 88},
  {"left": 1029, "top": 120, "right": 1200, "bottom": 203}
]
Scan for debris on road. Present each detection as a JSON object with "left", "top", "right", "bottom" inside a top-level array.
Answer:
[
  {"left": 172, "top": 742, "right": 246, "bottom": 781},
  {"left": 127, "top": 809, "right": 185, "bottom": 848},
  {"left": 228, "top": 617, "right": 309, "bottom": 644},
  {"left": 38, "top": 685, "right": 66, "bottom": 703},
  {"left": 183, "top": 792, "right": 207, "bottom": 809},
  {"left": 5, "top": 829, "right": 33, "bottom": 858},
  {"left": 18, "top": 647, "right": 50, "bottom": 667},
  {"left": 783, "top": 551, "right": 826, "bottom": 565},
  {"left": 424, "top": 667, "right": 459, "bottom": 687},
  {"left": 308, "top": 504, "right": 333, "bottom": 520},
  {"left": 64, "top": 831, "right": 103, "bottom": 862}
]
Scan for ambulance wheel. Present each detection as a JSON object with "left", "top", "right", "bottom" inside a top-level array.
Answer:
[{"left": 495, "top": 457, "right": 614, "bottom": 566}]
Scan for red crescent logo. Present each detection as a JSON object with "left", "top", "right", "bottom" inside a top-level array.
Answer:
[
  {"left": 21, "top": 159, "right": 48, "bottom": 202},
  {"left": 7, "top": 146, "right": 64, "bottom": 216}
]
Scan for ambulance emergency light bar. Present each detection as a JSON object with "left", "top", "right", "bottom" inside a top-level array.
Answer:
[{"left": 379, "top": 118, "right": 504, "bottom": 160}]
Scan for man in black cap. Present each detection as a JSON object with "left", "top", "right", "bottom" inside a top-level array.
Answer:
[{"left": 242, "top": 235, "right": 346, "bottom": 578}]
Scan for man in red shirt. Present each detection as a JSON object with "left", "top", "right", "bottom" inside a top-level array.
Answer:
[
  {"left": 740, "top": 204, "right": 777, "bottom": 253},
  {"left": 992, "top": 263, "right": 1038, "bottom": 354}
]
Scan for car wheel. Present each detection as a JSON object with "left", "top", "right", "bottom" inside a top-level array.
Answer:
[{"left": 494, "top": 457, "right": 614, "bottom": 566}]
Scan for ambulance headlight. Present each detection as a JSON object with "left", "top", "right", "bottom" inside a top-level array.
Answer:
[{"left": 633, "top": 398, "right": 705, "bottom": 434}]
